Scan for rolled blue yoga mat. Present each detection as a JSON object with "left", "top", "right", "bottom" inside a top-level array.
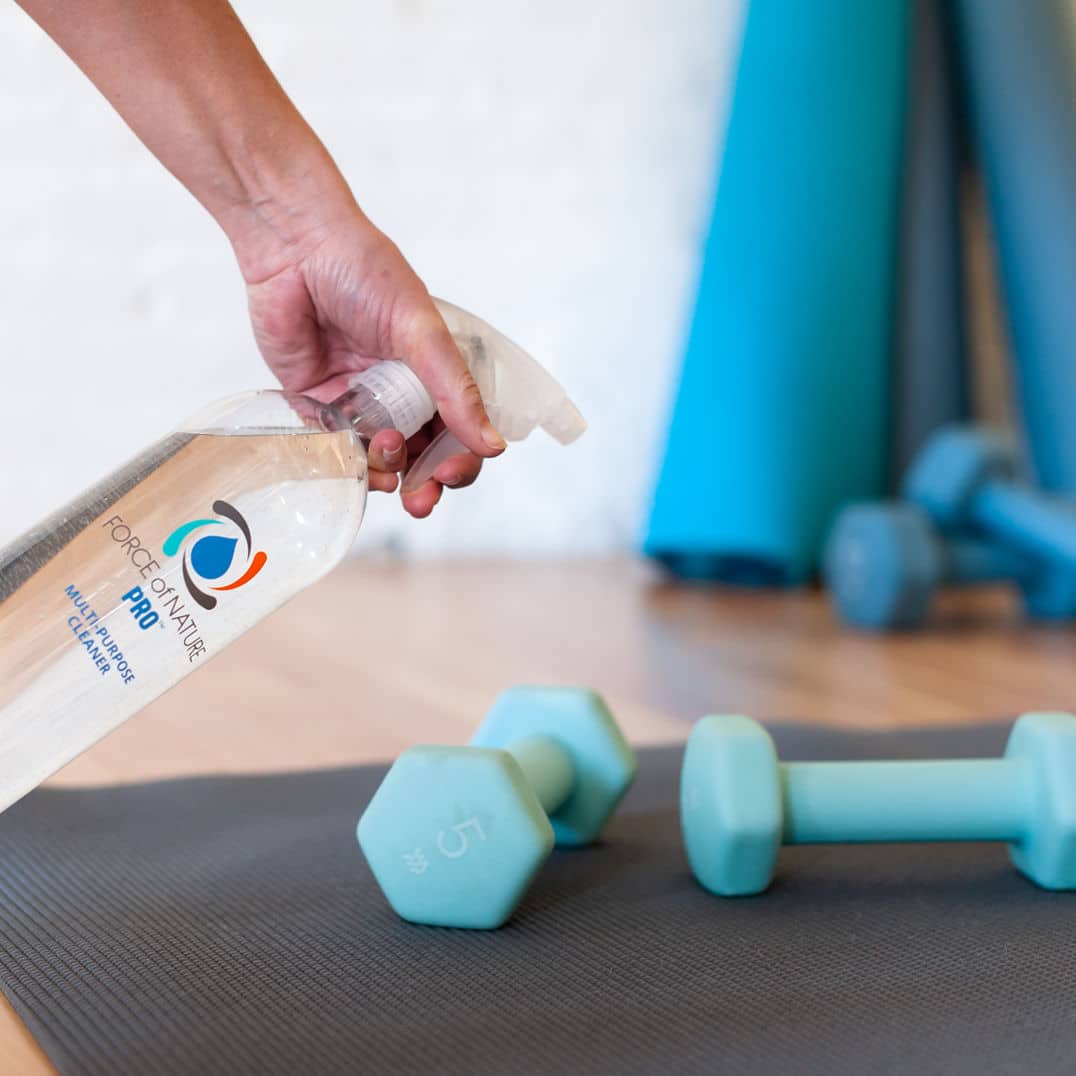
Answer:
[
  {"left": 646, "top": 0, "right": 908, "bottom": 585},
  {"left": 952, "top": 0, "right": 1076, "bottom": 491},
  {"left": 891, "top": 0, "right": 969, "bottom": 483}
]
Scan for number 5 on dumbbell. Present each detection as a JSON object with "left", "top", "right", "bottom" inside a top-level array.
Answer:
[
  {"left": 681, "top": 712, "right": 1076, "bottom": 896},
  {"left": 358, "top": 687, "right": 637, "bottom": 929}
]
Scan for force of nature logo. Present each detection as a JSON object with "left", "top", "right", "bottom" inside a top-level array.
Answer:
[{"left": 162, "top": 500, "right": 268, "bottom": 611}]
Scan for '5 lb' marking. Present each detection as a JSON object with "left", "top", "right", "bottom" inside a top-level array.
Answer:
[{"left": 437, "top": 818, "right": 487, "bottom": 859}]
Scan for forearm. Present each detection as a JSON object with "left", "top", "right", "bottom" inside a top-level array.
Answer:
[{"left": 16, "top": 0, "right": 353, "bottom": 277}]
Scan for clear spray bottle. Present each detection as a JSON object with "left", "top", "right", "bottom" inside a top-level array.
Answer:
[{"left": 0, "top": 299, "right": 585, "bottom": 812}]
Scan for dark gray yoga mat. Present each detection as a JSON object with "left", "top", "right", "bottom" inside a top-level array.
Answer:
[{"left": 2, "top": 721, "right": 1074, "bottom": 1076}]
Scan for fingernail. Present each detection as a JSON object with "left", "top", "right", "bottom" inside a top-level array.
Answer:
[
  {"left": 443, "top": 473, "right": 463, "bottom": 488},
  {"left": 482, "top": 423, "right": 507, "bottom": 453},
  {"left": 383, "top": 444, "right": 403, "bottom": 467}
]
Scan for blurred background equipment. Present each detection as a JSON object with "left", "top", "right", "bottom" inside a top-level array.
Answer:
[
  {"left": 891, "top": 0, "right": 970, "bottom": 480},
  {"left": 644, "top": 0, "right": 1076, "bottom": 621},
  {"left": 645, "top": 0, "right": 908, "bottom": 586},
  {"left": 823, "top": 502, "right": 1042, "bottom": 631},
  {"left": 952, "top": 0, "right": 1076, "bottom": 493},
  {"left": 827, "top": 424, "right": 1076, "bottom": 631}
]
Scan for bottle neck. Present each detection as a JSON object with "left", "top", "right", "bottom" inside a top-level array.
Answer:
[{"left": 317, "top": 361, "right": 436, "bottom": 440}]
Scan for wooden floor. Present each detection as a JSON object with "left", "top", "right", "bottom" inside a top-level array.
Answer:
[{"left": 4, "top": 557, "right": 1076, "bottom": 1071}]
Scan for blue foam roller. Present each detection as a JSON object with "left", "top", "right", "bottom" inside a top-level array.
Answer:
[
  {"left": 952, "top": 0, "right": 1076, "bottom": 491},
  {"left": 645, "top": 0, "right": 908, "bottom": 585},
  {"left": 891, "top": 0, "right": 970, "bottom": 482}
]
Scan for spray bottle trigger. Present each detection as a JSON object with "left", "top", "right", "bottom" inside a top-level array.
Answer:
[{"left": 401, "top": 429, "right": 470, "bottom": 494}]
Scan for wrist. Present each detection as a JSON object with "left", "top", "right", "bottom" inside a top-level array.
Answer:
[{"left": 215, "top": 126, "right": 358, "bottom": 285}]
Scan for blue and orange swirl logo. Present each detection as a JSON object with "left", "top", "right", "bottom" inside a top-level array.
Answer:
[{"left": 162, "top": 500, "right": 267, "bottom": 611}]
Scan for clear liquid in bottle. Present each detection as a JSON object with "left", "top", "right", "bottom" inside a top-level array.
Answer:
[
  {"left": 0, "top": 300, "right": 586, "bottom": 813},
  {"left": 0, "top": 391, "right": 367, "bottom": 811}
]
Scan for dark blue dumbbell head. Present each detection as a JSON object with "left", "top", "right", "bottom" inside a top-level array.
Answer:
[
  {"left": 903, "top": 427, "right": 1020, "bottom": 531},
  {"left": 823, "top": 503, "right": 943, "bottom": 629}
]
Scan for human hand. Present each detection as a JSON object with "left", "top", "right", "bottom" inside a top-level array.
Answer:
[
  {"left": 234, "top": 180, "right": 505, "bottom": 518},
  {"left": 16, "top": 0, "right": 501, "bottom": 517},
  {"left": 15, "top": 0, "right": 507, "bottom": 516}
]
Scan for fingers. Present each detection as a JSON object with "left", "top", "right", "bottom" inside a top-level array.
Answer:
[
  {"left": 366, "top": 428, "right": 482, "bottom": 511},
  {"left": 398, "top": 449, "right": 483, "bottom": 516},
  {"left": 400, "top": 479, "right": 443, "bottom": 519},
  {"left": 433, "top": 450, "right": 483, "bottom": 491},
  {"left": 367, "top": 429, "right": 405, "bottom": 494},
  {"left": 396, "top": 305, "right": 507, "bottom": 460}
]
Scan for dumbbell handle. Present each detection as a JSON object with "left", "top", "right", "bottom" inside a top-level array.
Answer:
[
  {"left": 505, "top": 735, "right": 574, "bottom": 816},
  {"left": 975, "top": 481, "right": 1076, "bottom": 566},
  {"left": 945, "top": 537, "right": 1031, "bottom": 585},
  {"left": 781, "top": 758, "right": 1030, "bottom": 843}
]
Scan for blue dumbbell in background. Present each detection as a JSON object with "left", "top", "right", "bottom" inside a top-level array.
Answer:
[
  {"left": 680, "top": 711, "right": 1076, "bottom": 896},
  {"left": 905, "top": 426, "right": 1076, "bottom": 570},
  {"left": 824, "top": 502, "right": 1074, "bottom": 629},
  {"left": 358, "top": 687, "right": 637, "bottom": 929}
]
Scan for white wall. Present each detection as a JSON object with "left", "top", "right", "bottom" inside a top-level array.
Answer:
[{"left": 0, "top": 0, "right": 741, "bottom": 556}]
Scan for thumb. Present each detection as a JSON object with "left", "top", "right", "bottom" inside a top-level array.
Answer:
[{"left": 396, "top": 304, "right": 506, "bottom": 458}]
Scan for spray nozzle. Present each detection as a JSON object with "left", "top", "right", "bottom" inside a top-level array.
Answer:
[
  {"left": 401, "top": 299, "right": 585, "bottom": 492},
  {"left": 330, "top": 299, "right": 585, "bottom": 493},
  {"left": 432, "top": 299, "right": 587, "bottom": 445}
]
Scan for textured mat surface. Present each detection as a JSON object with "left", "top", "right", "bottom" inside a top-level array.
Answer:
[{"left": 2, "top": 721, "right": 1075, "bottom": 1075}]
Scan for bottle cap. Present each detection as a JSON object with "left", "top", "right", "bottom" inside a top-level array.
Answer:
[{"left": 348, "top": 361, "right": 435, "bottom": 439}]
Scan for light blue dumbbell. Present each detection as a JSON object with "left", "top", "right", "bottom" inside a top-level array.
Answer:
[
  {"left": 681, "top": 712, "right": 1076, "bottom": 896},
  {"left": 824, "top": 502, "right": 1076, "bottom": 628},
  {"left": 358, "top": 687, "right": 637, "bottom": 929},
  {"left": 905, "top": 426, "right": 1076, "bottom": 567}
]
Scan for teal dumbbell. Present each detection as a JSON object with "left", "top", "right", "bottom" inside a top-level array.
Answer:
[
  {"left": 358, "top": 687, "right": 637, "bottom": 929},
  {"left": 681, "top": 712, "right": 1076, "bottom": 896}
]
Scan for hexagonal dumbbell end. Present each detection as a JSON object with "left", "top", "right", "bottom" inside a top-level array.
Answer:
[
  {"left": 823, "top": 503, "right": 944, "bottom": 629},
  {"left": 358, "top": 687, "right": 637, "bottom": 928},
  {"left": 680, "top": 715, "right": 782, "bottom": 896},
  {"left": 1006, "top": 713, "right": 1076, "bottom": 889},
  {"left": 470, "top": 686, "right": 637, "bottom": 846},
  {"left": 358, "top": 745, "right": 555, "bottom": 929},
  {"left": 903, "top": 426, "right": 1019, "bottom": 531}
]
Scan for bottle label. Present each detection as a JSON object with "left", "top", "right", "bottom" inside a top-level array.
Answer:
[
  {"left": 13, "top": 497, "right": 268, "bottom": 708},
  {"left": 0, "top": 419, "right": 365, "bottom": 814},
  {"left": 98, "top": 498, "right": 270, "bottom": 665}
]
